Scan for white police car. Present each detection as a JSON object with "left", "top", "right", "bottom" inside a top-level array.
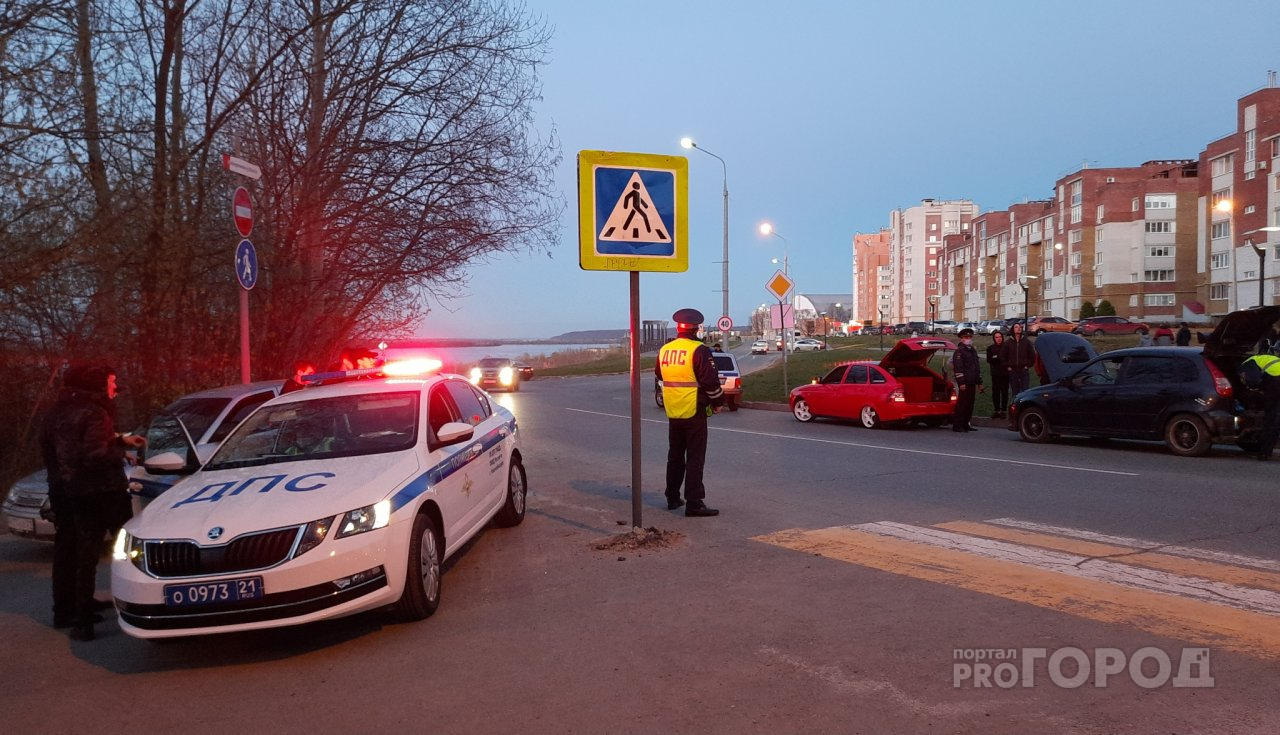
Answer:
[{"left": 110, "top": 360, "right": 526, "bottom": 638}]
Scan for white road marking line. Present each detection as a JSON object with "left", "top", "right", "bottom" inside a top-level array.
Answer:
[
  {"left": 986, "top": 517, "right": 1280, "bottom": 573},
  {"left": 854, "top": 521, "right": 1280, "bottom": 616},
  {"left": 563, "top": 408, "right": 1138, "bottom": 477}
]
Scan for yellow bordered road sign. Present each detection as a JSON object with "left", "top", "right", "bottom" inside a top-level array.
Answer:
[
  {"left": 578, "top": 150, "right": 688, "bottom": 272},
  {"left": 765, "top": 269, "right": 794, "bottom": 301}
]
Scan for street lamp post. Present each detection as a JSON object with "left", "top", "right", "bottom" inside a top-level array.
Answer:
[
  {"left": 681, "top": 137, "right": 730, "bottom": 345},
  {"left": 879, "top": 309, "right": 886, "bottom": 350},
  {"left": 760, "top": 222, "right": 791, "bottom": 395},
  {"left": 1243, "top": 227, "right": 1280, "bottom": 307},
  {"left": 1020, "top": 275, "right": 1039, "bottom": 330}
]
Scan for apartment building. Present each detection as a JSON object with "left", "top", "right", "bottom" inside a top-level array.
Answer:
[
  {"left": 886, "top": 199, "right": 978, "bottom": 322},
  {"left": 1199, "top": 84, "right": 1280, "bottom": 314},
  {"left": 852, "top": 230, "right": 891, "bottom": 325}
]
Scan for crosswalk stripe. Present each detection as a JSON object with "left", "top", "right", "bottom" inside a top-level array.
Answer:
[
  {"left": 985, "top": 517, "right": 1280, "bottom": 573},
  {"left": 755, "top": 525, "right": 1280, "bottom": 660},
  {"left": 935, "top": 520, "right": 1280, "bottom": 594}
]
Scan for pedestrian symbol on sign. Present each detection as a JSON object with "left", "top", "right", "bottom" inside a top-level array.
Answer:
[
  {"left": 599, "top": 172, "right": 671, "bottom": 244},
  {"left": 235, "top": 239, "right": 258, "bottom": 290}
]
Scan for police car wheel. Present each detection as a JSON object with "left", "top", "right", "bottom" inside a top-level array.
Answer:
[
  {"left": 655, "top": 388, "right": 664, "bottom": 409},
  {"left": 394, "top": 512, "right": 442, "bottom": 621},
  {"left": 493, "top": 457, "right": 527, "bottom": 528}
]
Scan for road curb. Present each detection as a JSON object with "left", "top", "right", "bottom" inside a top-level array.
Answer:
[{"left": 739, "top": 401, "right": 1013, "bottom": 429}]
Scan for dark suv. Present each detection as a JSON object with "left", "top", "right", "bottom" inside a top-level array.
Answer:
[{"left": 1008, "top": 307, "right": 1280, "bottom": 456}]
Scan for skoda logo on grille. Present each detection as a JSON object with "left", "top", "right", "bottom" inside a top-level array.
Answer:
[{"left": 207, "top": 526, "right": 224, "bottom": 540}]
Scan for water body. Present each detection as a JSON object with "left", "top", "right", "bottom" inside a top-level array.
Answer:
[{"left": 386, "top": 343, "right": 618, "bottom": 369}]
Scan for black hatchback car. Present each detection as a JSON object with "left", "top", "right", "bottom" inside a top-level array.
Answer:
[{"left": 1008, "top": 306, "right": 1280, "bottom": 456}]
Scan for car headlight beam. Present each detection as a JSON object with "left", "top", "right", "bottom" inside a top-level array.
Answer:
[
  {"left": 468, "top": 367, "right": 481, "bottom": 384},
  {"left": 336, "top": 499, "right": 392, "bottom": 539},
  {"left": 499, "top": 366, "right": 514, "bottom": 385}
]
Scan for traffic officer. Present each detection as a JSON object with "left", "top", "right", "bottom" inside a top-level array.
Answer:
[
  {"left": 1240, "top": 352, "right": 1280, "bottom": 461},
  {"left": 656, "top": 308, "right": 724, "bottom": 517},
  {"left": 951, "top": 327, "right": 984, "bottom": 432}
]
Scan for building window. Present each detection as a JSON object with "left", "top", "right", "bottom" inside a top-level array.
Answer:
[
  {"left": 1245, "top": 205, "right": 1256, "bottom": 214},
  {"left": 1148, "top": 246, "right": 1173, "bottom": 257},
  {"left": 1132, "top": 197, "right": 1139, "bottom": 211},
  {"left": 1071, "top": 252, "right": 1082, "bottom": 267},
  {"left": 1212, "top": 189, "right": 1232, "bottom": 210},
  {"left": 1096, "top": 252, "right": 1104, "bottom": 265},
  {"left": 1144, "top": 269, "right": 1174, "bottom": 282},
  {"left": 1144, "top": 294, "right": 1176, "bottom": 307},
  {"left": 1070, "top": 205, "right": 1082, "bottom": 223},
  {"left": 1071, "top": 274, "right": 1081, "bottom": 287},
  {"left": 1129, "top": 295, "right": 1139, "bottom": 307},
  {"left": 1246, "top": 171, "right": 1257, "bottom": 181},
  {"left": 1070, "top": 180, "right": 1082, "bottom": 205},
  {"left": 1096, "top": 204, "right": 1105, "bottom": 222},
  {"left": 1212, "top": 221, "right": 1231, "bottom": 240},
  {"left": 1210, "top": 284, "right": 1229, "bottom": 300},
  {"left": 1145, "top": 221, "right": 1174, "bottom": 233},
  {"left": 1212, "top": 252, "right": 1230, "bottom": 269},
  {"left": 1144, "top": 194, "right": 1175, "bottom": 209},
  {"left": 1247, "top": 129, "right": 1257, "bottom": 163},
  {"left": 1095, "top": 227, "right": 1104, "bottom": 243},
  {"left": 1212, "top": 154, "right": 1234, "bottom": 177},
  {"left": 1069, "top": 230, "right": 1083, "bottom": 244}
]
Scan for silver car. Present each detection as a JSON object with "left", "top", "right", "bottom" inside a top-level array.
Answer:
[{"left": 2, "top": 470, "right": 54, "bottom": 540}]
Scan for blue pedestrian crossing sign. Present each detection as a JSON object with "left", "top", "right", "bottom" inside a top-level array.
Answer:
[
  {"left": 235, "top": 239, "right": 258, "bottom": 290},
  {"left": 578, "top": 150, "right": 688, "bottom": 272}
]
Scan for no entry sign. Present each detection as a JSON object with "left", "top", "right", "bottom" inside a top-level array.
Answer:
[{"left": 232, "top": 187, "right": 254, "bottom": 238}]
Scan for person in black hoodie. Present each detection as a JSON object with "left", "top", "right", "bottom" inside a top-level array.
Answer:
[
  {"left": 1000, "top": 322, "right": 1037, "bottom": 397},
  {"left": 986, "top": 330, "right": 1008, "bottom": 418},
  {"left": 951, "top": 328, "right": 985, "bottom": 432},
  {"left": 40, "top": 364, "right": 145, "bottom": 641}
]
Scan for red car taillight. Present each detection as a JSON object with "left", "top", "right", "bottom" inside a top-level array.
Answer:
[
  {"left": 1205, "top": 358, "right": 1233, "bottom": 398},
  {"left": 890, "top": 387, "right": 905, "bottom": 403}
]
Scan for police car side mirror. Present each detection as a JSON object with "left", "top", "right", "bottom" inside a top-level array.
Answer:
[
  {"left": 436, "top": 421, "right": 474, "bottom": 447},
  {"left": 144, "top": 451, "right": 193, "bottom": 475}
]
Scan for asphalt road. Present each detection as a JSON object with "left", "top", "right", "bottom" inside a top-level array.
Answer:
[{"left": 4, "top": 372, "right": 1280, "bottom": 733}]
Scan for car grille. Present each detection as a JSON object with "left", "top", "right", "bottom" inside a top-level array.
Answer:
[{"left": 145, "top": 527, "right": 300, "bottom": 578}]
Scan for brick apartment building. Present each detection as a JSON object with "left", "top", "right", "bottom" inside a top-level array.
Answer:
[
  {"left": 885, "top": 199, "right": 978, "bottom": 323},
  {"left": 852, "top": 230, "right": 890, "bottom": 325},
  {"left": 1200, "top": 84, "right": 1280, "bottom": 315}
]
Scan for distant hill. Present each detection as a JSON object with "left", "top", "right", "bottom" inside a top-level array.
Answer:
[{"left": 548, "top": 329, "right": 628, "bottom": 343}]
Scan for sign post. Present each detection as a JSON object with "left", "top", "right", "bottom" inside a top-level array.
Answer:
[
  {"left": 766, "top": 269, "right": 796, "bottom": 397},
  {"left": 579, "top": 150, "right": 689, "bottom": 529},
  {"left": 226, "top": 155, "right": 261, "bottom": 384}
]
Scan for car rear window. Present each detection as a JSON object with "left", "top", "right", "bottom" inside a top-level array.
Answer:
[{"left": 712, "top": 355, "right": 737, "bottom": 372}]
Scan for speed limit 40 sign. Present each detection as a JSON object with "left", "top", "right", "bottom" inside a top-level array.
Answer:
[{"left": 717, "top": 316, "right": 733, "bottom": 331}]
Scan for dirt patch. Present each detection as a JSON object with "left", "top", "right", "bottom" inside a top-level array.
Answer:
[{"left": 593, "top": 526, "right": 685, "bottom": 554}]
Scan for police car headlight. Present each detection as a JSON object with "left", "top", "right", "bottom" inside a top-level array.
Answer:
[
  {"left": 112, "top": 529, "right": 145, "bottom": 569},
  {"left": 499, "top": 366, "right": 514, "bottom": 385},
  {"left": 336, "top": 500, "right": 392, "bottom": 539},
  {"left": 295, "top": 515, "right": 335, "bottom": 557},
  {"left": 468, "top": 368, "right": 481, "bottom": 385}
]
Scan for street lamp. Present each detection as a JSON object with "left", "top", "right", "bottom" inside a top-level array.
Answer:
[
  {"left": 820, "top": 311, "right": 827, "bottom": 342},
  {"left": 878, "top": 308, "right": 887, "bottom": 350},
  {"left": 681, "top": 137, "right": 730, "bottom": 344},
  {"left": 1242, "top": 227, "right": 1280, "bottom": 307},
  {"left": 760, "top": 221, "right": 792, "bottom": 396},
  {"left": 1020, "top": 275, "right": 1039, "bottom": 330}
]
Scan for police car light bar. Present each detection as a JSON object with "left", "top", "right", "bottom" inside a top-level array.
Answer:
[
  {"left": 382, "top": 358, "right": 443, "bottom": 377},
  {"left": 300, "top": 367, "right": 384, "bottom": 384}
]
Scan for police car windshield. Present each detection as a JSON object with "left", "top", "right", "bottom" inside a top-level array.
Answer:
[{"left": 205, "top": 392, "right": 419, "bottom": 470}]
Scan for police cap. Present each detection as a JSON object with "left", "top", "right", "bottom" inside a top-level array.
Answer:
[
  {"left": 673, "top": 308, "right": 704, "bottom": 329},
  {"left": 958, "top": 328, "right": 975, "bottom": 338}
]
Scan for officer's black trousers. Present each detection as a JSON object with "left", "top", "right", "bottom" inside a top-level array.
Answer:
[
  {"left": 666, "top": 412, "right": 708, "bottom": 503},
  {"left": 953, "top": 384, "right": 977, "bottom": 430},
  {"left": 52, "top": 494, "right": 108, "bottom": 625},
  {"left": 1260, "top": 382, "right": 1280, "bottom": 459}
]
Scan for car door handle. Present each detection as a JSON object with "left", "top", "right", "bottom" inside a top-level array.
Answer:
[{"left": 466, "top": 443, "right": 483, "bottom": 460}]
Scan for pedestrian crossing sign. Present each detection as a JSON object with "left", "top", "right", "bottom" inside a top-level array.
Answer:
[{"left": 578, "top": 150, "right": 688, "bottom": 272}]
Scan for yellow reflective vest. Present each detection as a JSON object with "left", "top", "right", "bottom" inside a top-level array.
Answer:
[
  {"left": 658, "top": 337, "right": 704, "bottom": 419},
  {"left": 1245, "top": 354, "right": 1280, "bottom": 376}
]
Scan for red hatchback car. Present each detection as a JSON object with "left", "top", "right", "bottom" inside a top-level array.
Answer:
[{"left": 789, "top": 337, "right": 958, "bottom": 428}]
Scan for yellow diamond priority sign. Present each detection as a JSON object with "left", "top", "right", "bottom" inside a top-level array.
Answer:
[{"left": 765, "top": 269, "right": 794, "bottom": 301}]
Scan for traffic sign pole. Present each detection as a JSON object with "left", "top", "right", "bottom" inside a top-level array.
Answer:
[
  {"left": 629, "top": 271, "right": 641, "bottom": 529},
  {"left": 240, "top": 289, "right": 250, "bottom": 384}
]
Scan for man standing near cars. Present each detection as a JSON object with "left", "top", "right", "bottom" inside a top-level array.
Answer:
[
  {"left": 951, "top": 328, "right": 985, "bottom": 431},
  {"left": 985, "top": 330, "right": 1008, "bottom": 418},
  {"left": 1000, "top": 322, "right": 1036, "bottom": 397},
  {"left": 656, "top": 308, "right": 723, "bottom": 517},
  {"left": 1240, "top": 353, "right": 1280, "bottom": 461},
  {"left": 40, "top": 364, "right": 146, "bottom": 641}
]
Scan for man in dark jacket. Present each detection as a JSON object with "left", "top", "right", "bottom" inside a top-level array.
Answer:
[
  {"left": 1175, "top": 322, "right": 1192, "bottom": 347},
  {"left": 1000, "top": 322, "right": 1036, "bottom": 397},
  {"left": 40, "top": 364, "right": 145, "bottom": 640},
  {"left": 951, "top": 328, "right": 985, "bottom": 432}
]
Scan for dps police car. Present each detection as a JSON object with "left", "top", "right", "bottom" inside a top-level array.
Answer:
[{"left": 110, "top": 359, "right": 526, "bottom": 638}]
